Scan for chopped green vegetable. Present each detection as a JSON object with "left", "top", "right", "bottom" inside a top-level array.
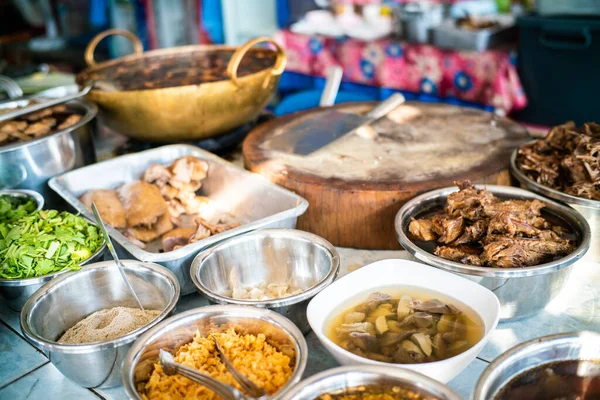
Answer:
[
  {"left": 0, "top": 209, "right": 104, "bottom": 280},
  {"left": 0, "top": 195, "right": 37, "bottom": 222}
]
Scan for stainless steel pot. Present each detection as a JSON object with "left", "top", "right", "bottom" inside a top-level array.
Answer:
[
  {"left": 395, "top": 185, "right": 591, "bottom": 321},
  {"left": 473, "top": 331, "right": 600, "bottom": 399},
  {"left": 0, "top": 221, "right": 106, "bottom": 312},
  {"left": 0, "top": 189, "right": 44, "bottom": 210},
  {"left": 122, "top": 305, "right": 308, "bottom": 400},
  {"left": 278, "top": 365, "right": 461, "bottom": 400},
  {"left": 511, "top": 148, "right": 600, "bottom": 262},
  {"left": 190, "top": 229, "right": 340, "bottom": 334},
  {"left": 20, "top": 260, "right": 180, "bottom": 388},
  {"left": 0, "top": 99, "right": 97, "bottom": 208}
]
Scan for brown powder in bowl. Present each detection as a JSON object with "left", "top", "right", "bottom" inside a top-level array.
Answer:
[{"left": 58, "top": 306, "right": 161, "bottom": 344}]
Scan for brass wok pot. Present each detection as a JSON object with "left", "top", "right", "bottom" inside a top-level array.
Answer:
[{"left": 76, "top": 29, "right": 286, "bottom": 142}]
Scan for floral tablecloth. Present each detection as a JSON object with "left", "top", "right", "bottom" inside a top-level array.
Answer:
[{"left": 275, "top": 29, "right": 527, "bottom": 112}]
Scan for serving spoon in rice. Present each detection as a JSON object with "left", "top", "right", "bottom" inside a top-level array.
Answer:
[{"left": 159, "top": 349, "right": 270, "bottom": 400}]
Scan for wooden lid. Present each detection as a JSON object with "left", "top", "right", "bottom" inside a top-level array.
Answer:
[{"left": 243, "top": 102, "right": 530, "bottom": 191}]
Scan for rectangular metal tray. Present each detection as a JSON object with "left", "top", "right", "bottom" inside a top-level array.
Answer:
[
  {"left": 431, "top": 17, "right": 517, "bottom": 52},
  {"left": 49, "top": 144, "right": 308, "bottom": 294}
]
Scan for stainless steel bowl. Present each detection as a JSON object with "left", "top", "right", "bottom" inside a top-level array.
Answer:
[
  {"left": 0, "top": 99, "right": 97, "bottom": 208},
  {"left": 0, "top": 189, "right": 44, "bottom": 210},
  {"left": 474, "top": 331, "right": 600, "bottom": 400},
  {"left": 122, "top": 304, "right": 308, "bottom": 399},
  {"left": 511, "top": 148, "right": 600, "bottom": 262},
  {"left": 20, "top": 260, "right": 180, "bottom": 388},
  {"left": 190, "top": 229, "right": 340, "bottom": 334},
  {"left": 395, "top": 185, "right": 591, "bottom": 321},
  {"left": 0, "top": 219, "right": 106, "bottom": 312},
  {"left": 278, "top": 365, "right": 461, "bottom": 400}
]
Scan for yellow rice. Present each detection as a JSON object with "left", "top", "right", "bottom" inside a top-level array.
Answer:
[{"left": 142, "top": 328, "right": 293, "bottom": 400}]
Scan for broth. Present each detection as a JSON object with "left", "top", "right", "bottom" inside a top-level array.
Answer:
[
  {"left": 495, "top": 360, "right": 600, "bottom": 400},
  {"left": 315, "top": 385, "right": 440, "bottom": 400},
  {"left": 326, "top": 286, "right": 484, "bottom": 364}
]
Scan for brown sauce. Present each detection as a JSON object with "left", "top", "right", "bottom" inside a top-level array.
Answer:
[
  {"left": 495, "top": 360, "right": 600, "bottom": 400},
  {"left": 316, "top": 384, "right": 440, "bottom": 400}
]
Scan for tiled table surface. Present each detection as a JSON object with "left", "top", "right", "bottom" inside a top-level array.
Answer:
[{"left": 0, "top": 248, "right": 598, "bottom": 400}]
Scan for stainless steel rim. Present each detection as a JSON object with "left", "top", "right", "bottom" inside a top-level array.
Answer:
[
  {"left": 510, "top": 147, "right": 600, "bottom": 210},
  {"left": 395, "top": 184, "right": 591, "bottom": 278},
  {"left": 20, "top": 261, "right": 180, "bottom": 353},
  {"left": 190, "top": 229, "right": 341, "bottom": 308},
  {"left": 278, "top": 365, "right": 462, "bottom": 400},
  {"left": 0, "top": 99, "right": 97, "bottom": 154},
  {"left": 473, "top": 331, "right": 600, "bottom": 400},
  {"left": 0, "top": 218, "right": 107, "bottom": 287},
  {"left": 0, "top": 189, "right": 44, "bottom": 210},
  {"left": 121, "top": 304, "right": 308, "bottom": 400}
]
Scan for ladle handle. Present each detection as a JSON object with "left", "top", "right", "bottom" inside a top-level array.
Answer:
[
  {"left": 227, "top": 37, "right": 287, "bottom": 88},
  {"left": 85, "top": 29, "right": 144, "bottom": 67}
]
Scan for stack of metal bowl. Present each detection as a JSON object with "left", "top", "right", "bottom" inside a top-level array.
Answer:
[
  {"left": 511, "top": 150, "right": 600, "bottom": 262},
  {"left": 395, "top": 185, "right": 591, "bottom": 320},
  {"left": 20, "top": 260, "right": 180, "bottom": 388},
  {"left": 191, "top": 229, "right": 340, "bottom": 334}
]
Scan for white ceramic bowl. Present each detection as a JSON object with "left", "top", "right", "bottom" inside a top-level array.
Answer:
[{"left": 307, "top": 259, "right": 500, "bottom": 383}]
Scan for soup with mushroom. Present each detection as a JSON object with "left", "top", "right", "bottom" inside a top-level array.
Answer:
[{"left": 326, "top": 288, "right": 484, "bottom": 364}]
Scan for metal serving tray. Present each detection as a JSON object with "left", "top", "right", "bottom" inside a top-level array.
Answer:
[
  {"left": 431, "top": 17, "right": 517, "bottom": 51},
  {"left": 49, "top": 144, "right": 308, "bottom": 294}
]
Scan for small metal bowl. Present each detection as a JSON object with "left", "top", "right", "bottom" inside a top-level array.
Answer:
[
  {"left": 278, "top": 365, "right": 461, "bottom": 400},
  {"left": 511, "top": 148, "right": 600, "bottom": 262},
  {"left": 20, "top": 260, "right": 180, "bottom": 389},
  {"left": 190, "top": 229, "right": 340, "bottom": 334},
  {"left": 0, "top": 217, "right": 106, "bottom": 312},
  {"left": 122, "top": 304, "right": 308, "bottom": 400},
  {"left": 395, "top": 185, "right": 591, "bottom": 321},
  {"left": 474, "top": 331, "right": 600, "bottom": 399},
  {"left": 0, "top": 189, "right": 44, "bottom": 210}
]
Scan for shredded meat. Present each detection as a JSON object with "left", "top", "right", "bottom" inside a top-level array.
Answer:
[
  {"left": 517, "top": 121, "right": 600, "bottom": 201},
  {"left": 408, "top": 181, "right": 575, "bottom": 268}
]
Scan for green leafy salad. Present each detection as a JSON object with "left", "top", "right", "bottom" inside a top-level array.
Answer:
[{"left": 0, "top": 195, "right": 104, "bottom": 280}]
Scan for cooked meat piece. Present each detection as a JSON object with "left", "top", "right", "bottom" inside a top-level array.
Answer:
[
  {"left": 453, "top": 219, "right": 487, "bottom": 245},
  {"left": 409, "top": 299, "right": 461, "bottom": 315},
  {"left": 51, "top": 105, "right": 67, "bottom": 113},
  {"left": 487, "top": 212, "right": 540, "bottom": 237},
  {"left": 196, "top": 217, "right": 240, "bottom": 235},
  {"left": 434, "top": 246, "right": 482, "bottom": 266},
  {"left": 170, "top": 179, "right": 202, "bottom": 193},
  {"left": 561, "top": 156, "right": 589, "bottom": 183},
  {"left": 481, "top": 237, "right": 574, "bottom": 268},
  {"left": 408, "top": 218, "right": 437, "bottom": 241},
  {"left": 445, "top": 180, "right": 497, "bottom": 219},
  {"left": 0, "top": 132, "right": 8, "bottom": 144},
  {"left": 118, "top": 181, "right": 167, "bottom": 228},
  {"left": 162, "top": 227, "right": 196, "bottom": 252},
  {"left": 24, "top": 121, "right": 52, "bottom": 137},
  {"left": 178, "top": 193, "right": 211, "bottom": 215},
  {"left": 57, "top": 114, "right": 81, "bottom": 130},
  {"left": 0, "top": 120, "right": 27, "bottom": 134},
  {"left": 432, "top": 216, "right": 464, "bottom": 244},
  {"left": 348, "top": 332, "right": 379, "bottom": 353},
  {"left": 169, "top": 156, "right": 209, "bottom": 183},
  {"left": 143, "top": 164, "right": 172, "bottom": 186},
  {"left": 166, "top": 199, "right": 186, "bottom": 223},
  {"left": 565, "top": 181, "right": 600, "bottom": 200},
  {"left": 189, "top": 222, "right": 211, "bottom": 243},
  {"left": 124, "top": 231, "right": 146, "bottom": 249},
  {"left": 159, "top": 184, "right": 179, "bottom": 200},
  {"left": 398, "top": 312, "right": 433, "bottom": 328},
  {"left": 482, "top": 199, "right": 545, "bottom": 217},
  {"left": 128, "top": 212, "right": 173, "bottom": 242},
  {"left": 80, "top": 189, "right": 127, "bottom": 229},
  {"left": 24, "top": 108, "right": 53, "bottom": 121}
]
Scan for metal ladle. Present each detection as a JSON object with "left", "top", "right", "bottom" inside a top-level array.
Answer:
[{"left": 90, "top": 203, "right": 145, "bottom": 310}]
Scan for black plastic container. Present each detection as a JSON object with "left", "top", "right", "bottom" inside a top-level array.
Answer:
[{"left": 515, "top": 15, "right": 600, "bottom": 126}]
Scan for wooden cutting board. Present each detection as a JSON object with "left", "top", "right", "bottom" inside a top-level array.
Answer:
[{"left": 243, "top": 102, "right": 530, "bottom": 249}]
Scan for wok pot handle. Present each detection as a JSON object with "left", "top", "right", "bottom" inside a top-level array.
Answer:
[
  {"left": 227, "top": 37, "right": 287, "bottom": 88},
  {"left": 84, "top": 29, "right": 144, "bottom": 67}
]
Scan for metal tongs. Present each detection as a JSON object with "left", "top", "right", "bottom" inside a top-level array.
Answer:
[
  {"left": 158, "top": 337, "right": 269, "bottom": 400},
  {"left": 0, "top": 85, "right": 92, "bottom": 123}
]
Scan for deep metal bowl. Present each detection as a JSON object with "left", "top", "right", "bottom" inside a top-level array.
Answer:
[
  {"left": 122, "top": 304, "right": 308, "bottom": 399},
  {"left": 0, "top": 217, "right": 106, "bottom": 312},
  {"left": 474, "top": 331, "right": 600, "bottom": 399},
  {"left": 278, "top": 365, "right": 461, "bottom": 400},
  {"left": 511, "top": 148, "right": 600, "bottom": 262},
  {"left": 0, "top": 99, "right": 97, "bottom": 208},
  {"left": 0, "top": 189, "right": 44, "bottom": 210},
  {"left": 190, "top": 229, "right": 340, "bottom": 334},
  {"left": 20, "top": 260, "right": 180, "bottom": 389},
  {"left": 395, "top": 185, "right": 591, "bottom": 320}
]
